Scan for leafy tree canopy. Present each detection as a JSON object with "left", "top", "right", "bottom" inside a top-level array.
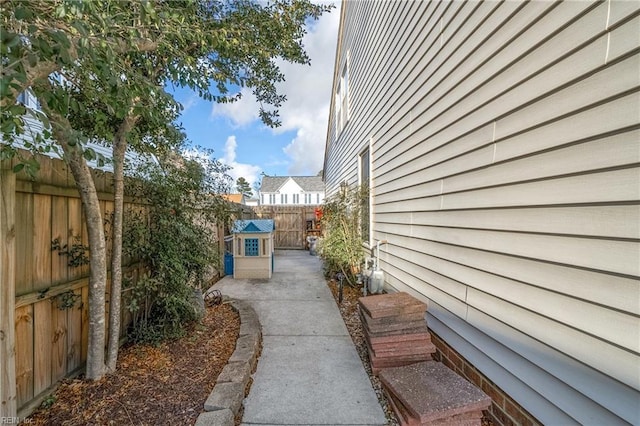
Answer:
[{"left": 236, "top": 176, "right": 253, "bottom": 197}]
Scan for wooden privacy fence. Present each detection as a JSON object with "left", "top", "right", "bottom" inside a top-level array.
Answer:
[
  {"left": 1, "top": 155, "right": 147, "bottom": 417},
  {"left": 253, "top": 205, "right": 321, "bottom": 249}
]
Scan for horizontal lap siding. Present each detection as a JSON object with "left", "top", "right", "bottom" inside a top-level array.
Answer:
[{"left": 325, "top": 0, "right": 640, "bottom": 424}]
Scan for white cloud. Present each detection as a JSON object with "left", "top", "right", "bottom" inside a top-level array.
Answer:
[
  {"left": 276, "top": 5, "right": 340, "bottom": 175},
  {"left": 209, "top": 4, "right": 341, "bottom": 175},
  {"left": 180, "top": 94, "right": 199, "bottom": 113},
  {"left": 210, "top": 87, "right": 259, "bottom": 127},
  {"left": 221, "top": 135, "right": 262, "bottom": 190}
]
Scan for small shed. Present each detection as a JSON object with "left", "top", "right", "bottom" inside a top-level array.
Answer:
[{"left": 232, "top": 219, "right": 275, "bottom": 279}]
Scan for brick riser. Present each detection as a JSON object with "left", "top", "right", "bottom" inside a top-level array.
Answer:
[
  {"left": 429, "top": 331, "right": 541, "bottom": 426},
  {"left": 379, "top": 361, "right": 491, "bottom": 426}
]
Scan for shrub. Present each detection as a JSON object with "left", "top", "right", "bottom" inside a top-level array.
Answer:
[
  {"left": 319, "top": 184, "right": 367, "bottom": 286},
  {"left": 123, "top": 151, "right": 232, "bottom": 343}
]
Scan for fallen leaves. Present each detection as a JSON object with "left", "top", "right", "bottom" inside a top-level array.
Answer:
[{"left": 27, "top": 303, "right": 240, "bottom": 426}]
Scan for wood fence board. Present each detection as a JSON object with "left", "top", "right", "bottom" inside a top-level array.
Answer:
[
  {"left": 105, "top": 274, "right": 111, "bottom": 343},
  {"left": 1, "top": 168, "right": 17, "bottom": 417},
  {"left": 32, "top": 154, "right": 52, "bottom": 185},
  {"left": 51, "top": 300, "right": 67, "bottom": 383},
  {"left": 80, "top": 207, "right": 89, "bottom": 277},
  {"left": 51, "top": 196, "right": 68, "bottom": 285},
  {"left": 253, "top": 206, "right": 321, "bottom": 249},
  {"left": 15, "top": 305, "right": 33, "bottom": 408},
  {"left": 66, "top": 289, "right": 82, "bottom": 372},
  {"left": 32, "top": 194, "right": 52, "bottom": 291},
  {"left": 33, "top": 300, "right": 52, "bottom": 396},
  {"left": 14, "top": 192, "right": 33, "bottom": 296},
  {"left": 67, "top": 198, "right": 83, "bottom": 281},
  {"left": 102, "top": 200, "right": 113, "bottom": 265},
  {"left": 81, "top": 286, "right": 89, "bottom": 363},
  {"left": 50, "top": 158, "right": 69, "bottom": 188}
]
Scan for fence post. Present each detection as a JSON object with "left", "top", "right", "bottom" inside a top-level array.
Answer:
[{"left": 0, "top": 168, "right": 17, "bottom": 418}]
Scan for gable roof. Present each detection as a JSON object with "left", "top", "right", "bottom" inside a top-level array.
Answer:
[
  {"left": 260, "top": 176, "right": 325, "bottom": 193},
  {"left": 232, "top": 219, "right": 275, "bottom": 233},
  {"left": 223, "top": 193, "right": 246, "bottom": 204}
]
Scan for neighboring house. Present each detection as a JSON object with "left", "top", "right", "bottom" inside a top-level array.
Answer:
[
  {"left": 324, "top": 2, "right": 639, "bottom": 425},
  {"left": 259, "top": 176, "right": 325, "bottom": 205},
  {"left": 11, "top": 86, "right": 143, "bottom": 172},
  {"left": 245, "top": 197, "right": 259, "bottom": 207},
  {"left": 223, "top": 193, "right": 248, "bottom": 205}
]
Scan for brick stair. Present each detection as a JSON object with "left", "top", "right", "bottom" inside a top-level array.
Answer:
[
  {"left": 379, "top": 361, "right": 491, "bottom": 426},
  {"left": 358, "top": 292, "right": 436, "bottom": 374},
  {"left": 359, "top": 293, "right": 491, "bottom": 425}
]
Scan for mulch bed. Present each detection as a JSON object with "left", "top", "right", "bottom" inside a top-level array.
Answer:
[
  {"left": 327, "top": 279, "right": 493, "bottom": 426},
  {"left": 27, "top": 302, "right": 240, "bottom": 426}
]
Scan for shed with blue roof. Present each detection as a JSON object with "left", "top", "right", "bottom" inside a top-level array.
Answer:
[{"left": 232, "top": 219, "right": 275, "bottom": 279}]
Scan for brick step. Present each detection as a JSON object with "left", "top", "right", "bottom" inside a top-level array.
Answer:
[
  {"left": 379, "top": 361, "right": 491, "bottom": 426},
  {"left": 368, "top": 340, "right": 436, "bottom": 358},
  {"left": 362, "top": 316, "right": 429, "bottom": 335},
  {"left": 366, "top": 331, "right": 433, "bottom": 346},
  {"left": 358, "top": 292, "right": 427, "bottom": 319},
  {"left": 360, "top": 310, "right": 426, "bottom": 327},
  {"left": 371, "top": 357, "right": 434, "bottom": 375}
]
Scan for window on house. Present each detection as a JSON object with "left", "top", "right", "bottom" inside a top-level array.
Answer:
[
  {"left": 245, "top": 238, "right": 259, "bottom": 256},
  {"left": 293, "top": 194, "right": 299, "bottom": 204},
  {"left": 360, "top": 147, "right": 370, "bottom": 243},
  {"left": 269, "top": 194, "right": 276, "bottom": 204},
  {"left": 316, "top": 193, "right": 320, "bottom": 204},
  {"left": 304, "top": 193, "right": 311, "bottom": 204},
  {"left": 335, "top": 60, "right": 349, "bottom": 138},
  {"left": 281, "top": 194, "right": 287, "bottom": 204}
]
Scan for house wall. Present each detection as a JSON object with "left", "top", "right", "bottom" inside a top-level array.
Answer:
[
  {"left": 260, "top": 190, "right": 324, "bottom": 205},
  {"left": 324, "top": 1, "right": 640, "bottom": 424}
]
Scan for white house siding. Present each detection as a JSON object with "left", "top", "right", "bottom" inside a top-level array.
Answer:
[{"left": 323, "top": 1, "right": 640, "bottom": 425}]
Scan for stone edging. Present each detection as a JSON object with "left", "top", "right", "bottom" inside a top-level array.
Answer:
[{"left": 194, "top": 299, "right": 262, "bottom": 426}]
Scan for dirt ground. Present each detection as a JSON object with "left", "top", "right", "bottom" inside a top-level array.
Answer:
[{"left": 26, "top": 303, "right": 239, "bottom": 426}]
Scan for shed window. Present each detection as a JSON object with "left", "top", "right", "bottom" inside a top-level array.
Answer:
[{"left": 245, "top": 238, "right": 259, "bottom": 256}]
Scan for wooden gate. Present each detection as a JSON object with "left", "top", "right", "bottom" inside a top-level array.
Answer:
[{"left": 252, "top": 206, "right": 320, "bottom": 249}]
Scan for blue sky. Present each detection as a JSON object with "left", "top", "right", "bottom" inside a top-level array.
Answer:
[{"left": 170, "top": 2, "right": 341, "bottom": 191}]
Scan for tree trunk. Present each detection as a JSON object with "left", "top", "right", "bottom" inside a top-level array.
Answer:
[
  {"left": 39, "top": 93, "right": 107, "bottom": 380},
  {"left": 61, "top": 140, "right": 107, "bottom": 380},
  {"left": 105, "top": 114, "right": 138, "bottom": 373}
]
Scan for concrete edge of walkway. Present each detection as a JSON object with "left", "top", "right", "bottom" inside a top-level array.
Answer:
[{"left": 195, "top": 299, "right": 262, "bottom": 426}]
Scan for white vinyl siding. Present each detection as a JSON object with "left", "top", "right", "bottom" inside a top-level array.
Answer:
[{"left": 323, "top": 1, "right": 640, "bottom": 424}]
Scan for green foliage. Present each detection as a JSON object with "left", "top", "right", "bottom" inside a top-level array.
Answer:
[
  {"left": 51, "top": 236, "right": 90, "bottom": 267},
  {"left": 2, "top": 0, "right": 333, "bottom": 168},
  {"left": 123, "top": 151, "right": 232, "bottom": 344},
  {"left": 40, "top": 395, "right": 57, "bottom": 409},
  {"left": 236, "top": 176, "right": 253, "bottom": 198},
  {"left": 319, "top": 185, "right": 368, "bottom": 286},
  {"left": 55, "top": 290, "right": 81, "bottom": 310}
]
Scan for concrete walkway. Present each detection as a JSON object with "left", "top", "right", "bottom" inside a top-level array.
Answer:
[{"left": 215, "top": 250, "right": 387, "bottom": 426}]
